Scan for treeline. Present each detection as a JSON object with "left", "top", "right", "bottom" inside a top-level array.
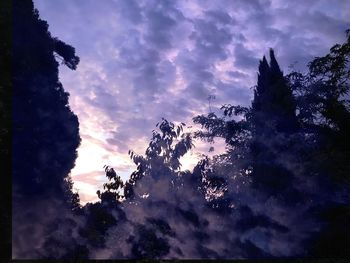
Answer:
[{"left": 12, "top": 0, "right": 350, "bottom": 259}]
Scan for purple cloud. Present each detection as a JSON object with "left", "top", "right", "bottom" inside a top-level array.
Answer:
[{"left": 34, "top": 0, "right": 350, "bottom": 202}]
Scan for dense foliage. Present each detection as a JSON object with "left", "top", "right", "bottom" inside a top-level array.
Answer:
[
  {"left": 13, "top": 0, "right": 80, "bottom": 199},
  {"left": 79, "top": 33, "right": 349, "bottom": 258},
  {"left": 12, "top": 0, "right": 82, "bottom": 258},
  {"left": 12, "top": 0, "right": 350, "bottom": 259}
]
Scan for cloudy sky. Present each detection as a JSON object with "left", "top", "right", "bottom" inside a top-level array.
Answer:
[{"left": 33, "top": 0, "right": 349, "bottom": 203}]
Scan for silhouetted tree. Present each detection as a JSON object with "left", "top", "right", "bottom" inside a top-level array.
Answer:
[
  {"left": 288, "top": 30, "right": 350, "bottom": 184},
  {"left": 193, "top": 102, "right": 253, "bottom": 214},
  {"left": 250, "top": 50, "right": 300, "bottom": 198},
  {"left": 94, "top": 119, "right": 220, "bottom": 259},
  {"left": 13, "top": 0, "right": 80, "bottom": 199},
  {"left": 82, "top": 34, "right": 350, "bottom": 259},
  {"left": 12, "top": 0, "right": 82, "bottom": 259},
  {"left": 194, "top": 50, "right": 301, "bottom": 206},
  {"left": 99, "top": 119, "right": 194, "bottom": 203},
  {"left": 95, "top": 165, "right": 124, "bottom": 205},
  {"left": 252, "top": 49, "right": 298, "bottom": 134},
  {"left": 288, "top": 29, "right": 350, "bottom": 258},
  {"left": 78, "top": 202, "right": 119, "bottom": 249},
  {"left": 193, "top": 49, "right": 329, "bottom": 258},
  {"left": 63, "top": 176, "right": 82, "bottom": 213}
]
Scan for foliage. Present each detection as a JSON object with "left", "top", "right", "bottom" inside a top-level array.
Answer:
[
  {"left": 192, "top": 36, "right": 350, "bottom": 258},
  {"left": 12, "top": 3, "right": 350, "bottom": 258},
  {"left": 129, "top": 119, "right": 193, "bottom": 178},
  {"left": 98, "top": 119, "right": 194, "bottom": 203},
  {"left": 287, "top": 30, "right": 350, "bottom": 257},
  {"left": 287, "top": 30, "right": 350, "bottom": 183},
  {"left": 63, "top": 176, "right": 82, "bottom": 213},
  {"left": 13, "top": 0, "right": 81, "bottom": 198},
  {"left": 252, "top": 49, "right": 298, "bottom": 134},
  {"left": 12, "top": 0, "right": 82, "bottom": 259}
]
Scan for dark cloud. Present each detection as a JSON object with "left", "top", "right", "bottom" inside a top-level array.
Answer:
[
  {"left": 117, "top": 0, "right": 143, "bottom": 24},
  {"left": 234, "top": 43, "right": 259, "bottom": 70},
  {"left": 205, "top": 10, "right": 235, "bottom": 25},
  {"left": 144, "top": 7, "right": 177, "bottom": 49},
  {"left": 191, "top": 18, "right": 232, "bottom": 60}
]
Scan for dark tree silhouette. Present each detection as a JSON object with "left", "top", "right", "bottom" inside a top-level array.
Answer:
[
  {"left": 88, "top": 119, "right": 220, "bottom": 259},
  {"left": 98, "top": 119, "right": 194, "bottom": 203},
  {"left": 252, "top": 49, "right": 298, "bottom": 134},
  {"left": 11, "top": 2, "right": 350, "bottom": 257},
  {"left": 83, "top": 32, "right": 350, "bottom": 259},
  {"left": 288, "top": 29, "right": 350, "bottom": 258},
  {"left": 249, "top": 50, "right": 300, "bottom": 198},
  {"left": 194, "top": 50, "right": 301, "bottom": 204},
  {"left": 12, "top": 0, "right": 83, "bottom": 259},
  {"left": 192, "top": 47, "right": 350, "bottom": 258},
  {"left": 13, "top": 0, "right": 80, "bottom": 199},
  {"left": 288, "top": 30, "right": 350, "bottom": 184}
]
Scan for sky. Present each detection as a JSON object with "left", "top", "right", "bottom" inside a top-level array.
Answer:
[{"left": 33, "top": 0, "right": 350, "bottom": 204}]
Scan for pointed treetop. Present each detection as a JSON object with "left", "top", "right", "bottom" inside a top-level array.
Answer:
[
  {"left": 269, "top": 48, "right": 282, "bottom": 74},
  {"left": 256, "top": 56, "right": 269, "bottom": 94},
  {"left": 259, "top": 56, "right": 269, "bottom": 72},
  {"left": 252, "top": 48, "right": 298, "bottom": 133}
]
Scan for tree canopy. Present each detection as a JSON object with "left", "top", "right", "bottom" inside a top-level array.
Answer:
[
  {"left": 13, "top": 0, "right": 82, "bottom": 259},
  {"left": 11, "top": 2, "right": 350, "bottom": 258},
  {"left": 13, "top": 0, "right": 81, "bottom": 199}
]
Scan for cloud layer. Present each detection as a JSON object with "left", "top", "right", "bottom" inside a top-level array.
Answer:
[{"left": 34, "top": 0, "right": 350, "bottom": 203}]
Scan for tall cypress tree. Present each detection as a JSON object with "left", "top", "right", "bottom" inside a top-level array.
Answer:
[
  {"left": 250, "top": 50, "right": 299, "bottom": 197},
  {"left": 252, "top": 49, "right": 298, "bottom": 135}
]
